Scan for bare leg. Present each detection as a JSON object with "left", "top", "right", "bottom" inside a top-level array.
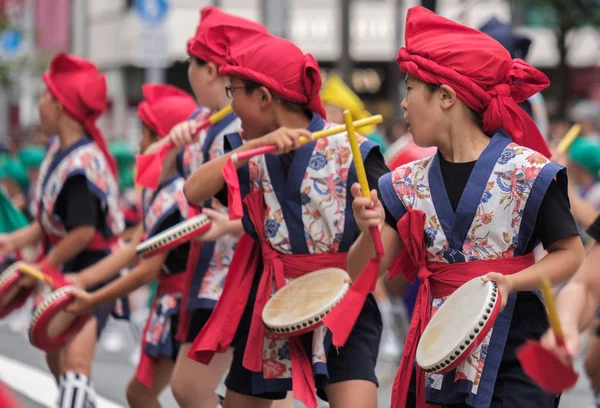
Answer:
[
  {"left": 325, "top": 380, "right": 377, "bottom": 408},
  {"left": 586, "top": 324, "right": 600, "bottom": 390},
  {"left": 55, "top": 318, "right": 99, "bottom": 408},
  {"left": 60, "top": 317, "right": 98, "bottom": 377},
  {"left": 224, "top": 389, "right": 274, "bottom": 408},
  {"left": 171, "top": 343, "right": 232, "bottom": 408},
  {"left": 271, "top": 393, "right": 293, "bottom": 408},
  {"left": 45, "top": 351, "right": 61, "bottom": 381},
  {"left": 126, "top": 357, "right": 175, "bottom": 408}
]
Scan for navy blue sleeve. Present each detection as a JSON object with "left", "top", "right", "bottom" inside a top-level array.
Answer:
[
  {"left": 54, "top": 175, "right": 102, "bottom": 231},
  {"left": 531, "top": 180, "right": 579, "bottom": 251}
]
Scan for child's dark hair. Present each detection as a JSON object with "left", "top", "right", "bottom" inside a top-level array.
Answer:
[
  {"left": 243, "top": 79, "right": 310, "bottom": 117},
  {"left": 423, "top": 81, "right": 484, "bottom": 130},
  {"left": 188, "top": 56, "right": 207, "bottom": 66}
]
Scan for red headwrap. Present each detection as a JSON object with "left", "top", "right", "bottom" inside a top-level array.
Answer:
[
  {"left": 137, "top": 84, "right": 198, "bottom": 138},
  {"left": 219, "top": 34, "right": 327, "bottom": 119},
  {"left": 187, "top": 6, "right": 268, "bottom": 66},
  {"left": 42, "top": 53, "right": 118, "bottom": 177},
  {"left": 397, "top": 7, "right": 551, "bottom": 157}
]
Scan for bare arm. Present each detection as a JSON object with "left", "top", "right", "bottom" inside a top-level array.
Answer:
[
  {"left": 45, "top": 226, "right": 97, "bottom": 268},
  {"left": 69, "top": 251, "right": 167, "bottom": 314},
  {"left": 184, "top": 127, "right": 313, "bottom": 205},
  {"left": 9, "top": 222, "right": 42, "bottom": 248},
  {"left": 507, "top": 235, "right": 584, "bottom": 292},
  {"left": 568, "top": 184, "right": 598, "bottom": 229},
  {"left": 347, "top": 224, "right": 404, "bottom": 280},
  {"left": 183, "top": 139, "right": 261, "bottom": 205},
  {"left": 555, "top": 242, "right": 600, "bottom": 332},
  {"left": 75, "top": 225, "right": 144, "bottom": 289}
]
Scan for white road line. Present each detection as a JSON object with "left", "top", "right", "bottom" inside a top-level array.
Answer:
[{"left": 0, "top": 354, "right": 124, "bottom": 408}]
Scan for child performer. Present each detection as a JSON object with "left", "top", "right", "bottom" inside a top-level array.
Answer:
[
  {"left": 140, "top": 8, "right": 270, "bottom": 408},
  {"left": 67, "top": 84, "right": 201, "bottom": 407},
  {"left": 348, "top": 7, "right": 584, "bottom": 408},
  {"left": 0, "top": 53, "right": 125, "bottom": 408},
  {"left": 183, "top": 31, "right": 386, "bottom": 408}
]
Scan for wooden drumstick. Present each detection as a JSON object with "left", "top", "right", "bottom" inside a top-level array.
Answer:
[
  {"left": 205, "top": 105, "right": 234, "bottom": 127},
  {"left": 231, "top": 115, "right": 384, "bottom": 163},
  {"left": 343, "top": 110, "right": 385, "bottom": 258},
  {"left": 16, "top": 263, "right": 52, "bottom": 285},
  {"left": 540, "top": 275, "right": 565, "bottom": 348},
  {"left": 557, "top": 124, "right": 581, "bottom": 154}
]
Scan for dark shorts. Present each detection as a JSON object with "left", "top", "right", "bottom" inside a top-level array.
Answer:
[
  {"left": 406, "top": 293, "right": 560, "bottom": 408},
  {"left": 64, "top": 254, "right": 114, "bottom": 340},
  {"left": 224, "top": 269, "right": 382, "bottom": 401},
  {"left": 92, "top": 299, "right": 115, "bottom": 338},
  {"left": 185, "top": 308, "right": 214, "bottom": 343}
]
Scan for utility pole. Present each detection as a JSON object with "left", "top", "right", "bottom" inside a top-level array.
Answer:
[
  {"left": 390, "top": 0, "right": 403, "bottom": 119},
  {"left": 339, "top": 0, "right": 352, "bottom": 85},
  {"left": 261, "top": 0, "right": 289, "bottom": 38}
]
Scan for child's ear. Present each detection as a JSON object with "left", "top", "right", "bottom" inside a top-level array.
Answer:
[
  {"left": 259, "top": 86, "right": 273, "bottom": 107},
  {"left": 439, "top": 84, "right": 457, "bottom": 109}
]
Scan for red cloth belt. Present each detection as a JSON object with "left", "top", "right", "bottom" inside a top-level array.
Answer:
[
  {"left": 390, "top": 209, "right": 535, "bottom": 408},
  {"left": 189, "top": 191, "right": 347, "bottom": 408},
  {"left": 136, "top": 273, "right": 185, "bottom": 388}
]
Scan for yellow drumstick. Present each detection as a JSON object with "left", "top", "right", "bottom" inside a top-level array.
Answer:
[
  {"left": 231, "top": 115, "right": 384, "bottom": 163},
  {"left": 300, "top": 115, "right": 383, "bottom": 145},
  {"left": 343, "top": 110, "right": 384, "bottom": 257},
  {"left": 344, "top": 111, "right": 370, "bottom": 197},
  {"left": 557, "top": 124, "right": 581, "bottom": 154},
  {"left": 540, "top": 275, "right": 565, "bottom": 347},
  {"left": 208, "top": 105, "right": 233, "bottom": 124},
  {"left": 15, "top": 262, "right": 52, "bottom": 284}
]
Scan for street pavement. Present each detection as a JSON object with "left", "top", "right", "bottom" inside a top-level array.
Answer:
[{"left": 0, "top": 316, "right": 596, "bottom": 408}]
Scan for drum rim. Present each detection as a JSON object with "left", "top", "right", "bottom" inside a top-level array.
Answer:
[
  {"left": 28, "top": 285, "right": 90, "bottom": 351},
  {"left": 416, "top": 279, "right": 501, "bottom": 374},
  {"left": 262, "top": 268, "right": 350, "bottom": 335},
  {"left": 0, "top": 263, "right": 35, "bottom": 317},
  {"left": 136, "top": 214, "right": 211, "bottom": 257}
]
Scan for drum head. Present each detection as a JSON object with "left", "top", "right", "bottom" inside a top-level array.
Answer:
[
  {"left": 0, "top": 263, "right": 35, "bottom": 318},
  {"left": 416, "top": 277, "right": 500, "bottom": 374},
  {"left": 29, "top": 286, "right": 90, "bottom": 352},
  {"left": 262, "top": 268, "right": 349, "bottom": 336},
  {"left": 136, "top": 214, "right": 211, "bottom": 258}
]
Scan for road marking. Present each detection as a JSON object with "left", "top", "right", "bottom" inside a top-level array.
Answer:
[{"left": 0, "top": 354, "right": 124, "bottom": 408}]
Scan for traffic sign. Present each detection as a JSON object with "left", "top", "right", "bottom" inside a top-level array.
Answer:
[
  {"left": 134, "top": 0, "right": 169, "bottom": 25},
  {"left": 1, "top": 28, "right": 22, "bottom": 54}
]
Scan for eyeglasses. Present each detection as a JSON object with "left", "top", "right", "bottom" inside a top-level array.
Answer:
[{"left": 225, "top": 84, "right": 245, "bottom": 99}]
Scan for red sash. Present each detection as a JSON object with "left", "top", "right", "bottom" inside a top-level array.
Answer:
[
  {"left": 136, "top": 273, "right": 185, "bottom": 388},
  {"left": 390, "top": 209, "right": 535, "bottom": 408},
  {"left": 189, "top": 191, "right": 347, "bottom": 408}
]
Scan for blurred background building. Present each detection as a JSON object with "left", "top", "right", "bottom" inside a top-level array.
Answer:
[{"left": 0, "top": 0, "right": 598, "bottom": 149}]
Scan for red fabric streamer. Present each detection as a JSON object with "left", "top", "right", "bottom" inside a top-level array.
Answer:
[
  {"left": 222, "top": 157, "right": 243, "bottom": 220},
  {"left": 189, "top": 192, "right": 347, "bottom": 408},
  {"left": 323, "top": 224, "right": 383, "bottom": 347},
  {"left": 42, "top": 53, "right": 118, "bottom": 178},
  {"left": 397, "top": 7, "right": 550, "bottom": 157},
  {"left": 389, "top": 209, "right": 535, "bottom": 408}
]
